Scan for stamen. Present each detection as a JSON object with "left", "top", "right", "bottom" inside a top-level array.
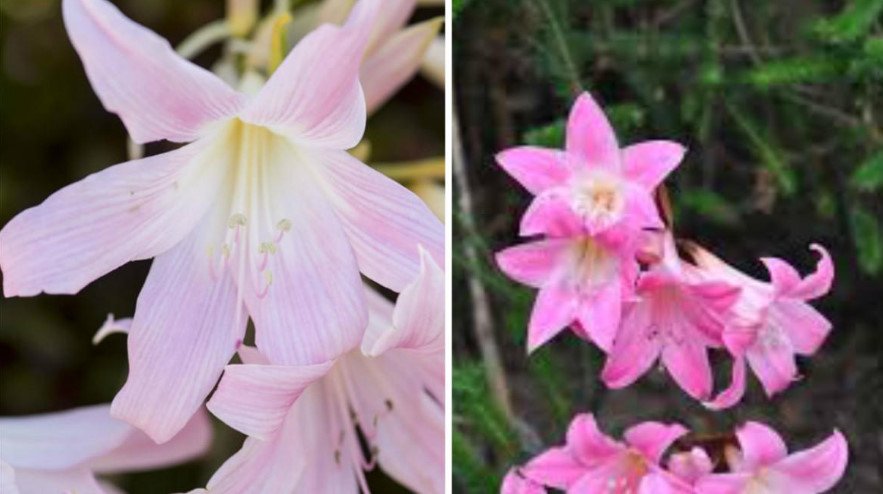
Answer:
[{"left": 228, "top": 213, "right": 247, "bottom": 228}]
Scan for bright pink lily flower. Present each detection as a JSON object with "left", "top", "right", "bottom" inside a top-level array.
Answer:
[
  {"left": 202, "top": 249, "right": 444, "bottom": 493},
  {"left": 688, "top": 244, "right": 834, "bottom": 404},
  {"left": 496, "top": 228, "right": 639, "bottom": 353},
  {"left": 501, "top": 469, "right": 546, "bottom": 494},
  {"left": 601, "top": 235, "right": 740, "bottom": 400},
  {"left": 0, "top": 0, "right": 442, "bottom": 443},
  {"left": 497, "top": 92, "right": 685, "bottom": 237},
  {"left": 521, "top": 413, "right": 692, "bottom": 493},
  {"left": 0, "top": 404, "right": 210, "bottom": 494},
  {"left": 695, "top": 422, "right": 848, "bottom": 493}
]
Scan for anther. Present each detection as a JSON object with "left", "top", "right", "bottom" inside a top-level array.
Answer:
[{"left": 228, "top": 213, "right": 247, "bottom": 228}]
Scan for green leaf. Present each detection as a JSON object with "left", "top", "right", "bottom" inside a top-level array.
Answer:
[
  {"left": 851, "top": 151, "right": 883, "bottom": 192},
  {"left": 726, "top": 102, "right": 797, "bottom": 195},
  {"left": 813, "top": 0, "right": 883, "bottom": 44},
  {"left": 851, "top": 207, "right": 883, "bottom": 275},
  {"left": 739, "top": 57, "right": 846, "bottom": 87},
  {"left": 523, "top": 119, "right": 565, "bottom": 148}
]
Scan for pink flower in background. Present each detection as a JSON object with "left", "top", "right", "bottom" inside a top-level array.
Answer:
[
  {"left": 0, "top": 404, "right": 211, "bottom": 494},
  {"left": 201, "top": 251, "right": 444, "bottom": 493},
  {"left": 668, "top": 447, "right": 714, "bottom": 487},
  {"left": 0, "top": 0, "right": 442, "bottom": 443},
  {"left": 496, "top": 230, "right": 638, "bottom": 353},
  {"left": 496, "top": 92, "right": 685, "bottom": 237},
  {"left": 520, "top": 413, "right": 691, "bottom": 493},
  {"left": 695, "top": 422, "right": 848, "bottom": 494},
  {"left": 689, "top": 244, "right": 834, "bottom": 402},
  {"left": 501, "top": 469, "right": 546, "bottom": 494},
  {"left": 602, "top": 235, "right": 740, "bottom": 400}
]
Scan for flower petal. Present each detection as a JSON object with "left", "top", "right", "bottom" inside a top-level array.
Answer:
[
  {"left": 768, "top": 430, "right": 848, "bottom": 493},
  {"left": 791, "top": 244, "right": 834, "bottom": 300},
  {"left": 565, "top": 413, "right": 622, "bottom": 467},
  {"left": 520, "top": 189, "right": 585, "bottom": 237},
  {"left": 240, "top": 3, "right": 376, "bottom": 149},
  {"left": 566, "top": 92, "right": 619, "bottom": 167},
  {"left": 11, "top": 468, "right": 103, "bottom": 494},
  {"left": 745, "top": 336, "right": 798, "bottom": 397},
  {"left": 111, "top": 221, "right": 247, "bottom": 444},
  {"left": 624, "top": 422, "right": 687, "bottom": 463},
  {"left": 693, "top": 473, "right": 752, "bottom": 494},
  {"left": 495, "top": 238, "right": 572, "bottom": 289},
  {"left": 207, "top": 362, "right": 334, "bottom": 439},
  {"left": 527, "top": 284, "right": 578, "bottom": 353},
  {"left": 0, "top": 143, "right": 221, "bottom": 297},
  {"left": 248, "top": 150, "right": 367, "bottom": 366},
  {"left": 703, "top": 357, "right": 747, "bottom": 411},
  {"left": 317, "top": 149, "right": 443, "bottom": 292},
  {"left": 575, "top": 276, "right": 623, "bottom": 352},
  {"left": 362, "top": 247, "right": 443, "bottom": 356},
  {"left": 501, "top": 469, "right": 546, "bottom": 494},
  {"left": 496, "top": 147, "right": 569, "bottom": 195},
  {"left": 621, "top": 141, "right": 685, "bottom": 190},
  {"left": 661, "top": 337, "right": 713, "bottom": 400},
  {"left": 520, "top": 447, "right": 584, "bottom": 490},
  {"left": 62, "top": 0, "right": 243, "bottom": 143},
  {"left": 0, "top": 404, "right": 130, "bottom": 470},
  {"left": 90, "top": 409, "right": 213, "bottom": 473},
  {"left": 602, "top": 304, "right": 661, "bottom": 389},
  {"left": 735, "top": 422, "right": 788, "bottom": 468},
  {"left": 773, "top": 300, "right": 832, "bottom": 355},
  {"left": 361, "top": 18, "right": 443, "bottom": 114},
  {"left": 760, "top": 257, "right": 803, "bottom": 295}
]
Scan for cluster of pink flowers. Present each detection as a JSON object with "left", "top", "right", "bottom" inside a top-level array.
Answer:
[
  {"left": 495, "top": 92, "right": 848, "bottom": 492},
  {"left": 0, "top": 0, "right": 443, "bottom": 492},
  {"left": 501, "top": 414, "right": 848, "bottom": 494}
]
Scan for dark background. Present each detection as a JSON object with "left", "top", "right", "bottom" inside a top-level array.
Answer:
[
  {"left": 453, "top": 0, "right": 881, "bottom": 492},
  {"left": 0, "top": 0, "right": 443, "bottom": 492}
]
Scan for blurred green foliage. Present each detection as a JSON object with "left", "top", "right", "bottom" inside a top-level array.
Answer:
[{"left": 454, "top": 0, "right": 882, "bottom": 491}]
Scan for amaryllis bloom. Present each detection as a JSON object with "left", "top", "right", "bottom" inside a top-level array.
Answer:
[
  {"left": 0, "top": 404, "right": 211, "bottom": 494},
  {"left": 521, "top": 413, "right": 691, "bottom": 493},
  {"left": 0, "top": 0, "right": 442, "bottom": 442},
  {"left": 496, "top": 227, "right": 638, "bottom": 353},
  {"left": 687, "top": 244, "right": 834, "bottom": 402},
  {"left": 601, "top": 235, "right": 740, "bottom": 400},
  {"left": 501, "top": 469, "right": 546, "bottom": 494},
  {"left": 668, "top": 447, "right": 714, "bottom": 487},
  {"left": 695, "top": 422, "right": 848, "bottom": 494},
  {"left": 496, "top": 92, "right": 685, "bottom": 237},
  {"left": 201, "top": 249, "right": 444, "bottom": 493}
]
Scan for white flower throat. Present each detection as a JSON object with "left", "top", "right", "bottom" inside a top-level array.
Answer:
[{"left": 570, "top": 171, "right": 626, "bottom": 229}]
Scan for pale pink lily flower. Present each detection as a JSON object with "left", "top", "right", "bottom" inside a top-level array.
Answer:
[
  {"left": 497, "top": 92, "right": 685, "bottom": 237},
  {"left": 687, "top": 244, "right": 834, "bottom": 405},
  {"left": 201, "top": 249, "right": 444, "bottom": 493},
  {"left": 501, "top": 469, "right": 546, "bottom": 494},
  {"left": 495, "top": 226, "right": 639, "bottom": 353},
  {"left": 0, "top": 0, "right": 442, "bottom": 443},
  {"left": 668, "top": 447, "right": 714, "bottom": 487},
  {"left": 601, "top": 234, "right": 741, "bottom": 400},
  {"left": 521, "top": 413, "right": 691, "bottom": 493},
  {"left": 0, "top": 404, "right": 211, "bottom": 494},
  {"left": 694, "top": 422, "right": 848, "bottom": 494},
  {"left": 317, "top": 0, "right": 442, "bottom": 114}
]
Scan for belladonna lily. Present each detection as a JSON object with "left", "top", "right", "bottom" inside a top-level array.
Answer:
[
  {"left": 685, "top": 244, "right": 834, "bottom": 408},
  {"left": 496, "top": 92, "right": 685, "bottom": 237},
  {"left": 501, "top": 469, "right": 546, "bottom": 494},
  {"left": 520, "top": 413, "right": 692, "bottom": 493},
  {"left": 0, "top": 404, "right": 211, "bottom": 494},
  {"left": 201, "top": 249, "right": 444, "bottom": 493},
  {"left": 694, "top": 422, "right": 848, "bottom": 493},
  {"left": 495, "top": 220, "right": 639, "bottom": 353},
  {"left": 601, "top": 234, "right": 741, "bottom": 400},
  {"left": 0, "top": 0, "right": 442, "bottom": 442}
]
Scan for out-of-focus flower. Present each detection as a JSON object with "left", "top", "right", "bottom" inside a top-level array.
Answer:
[
  {"left": 497, "top": 92, "right": 684, "bottom": 237},
  {"left": 668, "top": 447, "right": 714, "bottom": 487},
  {"left": 695, "top": 422, "right": 848, "bottom": 493},
  {"left": 0, "top": 0, "right": 442, "bottom": 443},
  {"left": 687, "top": 244, "right": 834, "bottom": 404},
  {"left": 496, "top": 227, "right": 639, "bottom": 353},
  {"left": 602, "top": 234, "right": 740, "bottom": 400},
  {"left": 202, "top": 250, "right": 444, "bottom": 493},
  {"left": 501, "top": 468, "right": 546, "bottom": 494},
  {"left": 0, "top": 404, "right": 211, "bottom": 494},
  {"left": 520, "top": 413, "right": 691, "bottom": 493}
]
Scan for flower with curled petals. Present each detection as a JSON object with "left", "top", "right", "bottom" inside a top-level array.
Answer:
[
  {"left": 201, "top": 250, "right": 444, "bottom": 493},
  {"left": 0, "top": 0, "right": 442, "bottom": 443},
  {"left": 0, "top": 404, "right": 211, "bottom": 494},
  {"left": 496, "top": 92, "right": 685, "bottom": 238},
  {"left": 520, "top": 413, "right": 691, "bottom": 493},
  {"left": 688, "top": 244, "right": 835, "bottom": 407},
  {"left": 695, "top": 422, "right": 848, "bottom": 494}
]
